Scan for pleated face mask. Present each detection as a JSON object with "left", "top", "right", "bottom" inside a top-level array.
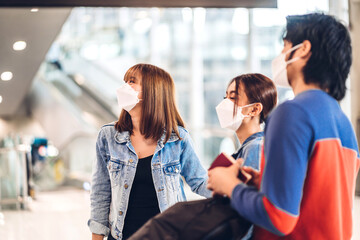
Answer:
[
  {"left": 215, "top": 99, "right": 254, "bottom": 131},
  {"left": 116, "top": 83, "right": 141, "bottom": 112},
  {"left": 271, "top": 43, "right": 302, "bottom": 87}
]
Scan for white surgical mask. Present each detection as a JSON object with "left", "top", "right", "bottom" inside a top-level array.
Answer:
[
  {"left": 216, "top": 99, "right": 254, "bottom": 131},
  {"left": 116, "top": 83, "right": 141, "bottom": 112},
  {"left": 271, "top": 43, "right": 303, "bottom": 87}
]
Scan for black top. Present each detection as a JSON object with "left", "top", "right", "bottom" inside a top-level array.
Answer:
[{"left": 122, "top": 155, "right": 160, "bottom": 239}]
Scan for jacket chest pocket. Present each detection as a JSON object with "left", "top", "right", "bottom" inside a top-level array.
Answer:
[
  {"left": 108, "top": 158, "right": 126, "bottom": 187},
  {"left": 163, "top": 161, "right": 181, "bottom": 191}
]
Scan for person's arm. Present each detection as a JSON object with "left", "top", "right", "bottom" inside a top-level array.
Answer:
[
  {"left": 179, "top": 130, "right": 212, "bottom": 198},
  {"left": 230, "top": 102, "right": 312, "bottom": 236},
  {"left": 88, "top": 129, "right": 112, "bottom": 237},
  {"left": 92, "top": 233, "right": 104, "bottom": 240}
]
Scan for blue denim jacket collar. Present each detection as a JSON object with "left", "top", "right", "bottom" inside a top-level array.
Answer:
[
  {"left": 114, "top": 129, "right": 180, "bottom": 145},
  {"left": 242, "top": 131, "right": 264, "bottom": 146}
]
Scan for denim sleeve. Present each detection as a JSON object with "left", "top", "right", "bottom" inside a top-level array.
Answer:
[
  {"left": 242, "top": 139, "right": 263, "bottom": 171},
  {"left": 88, "top": 129, "right": 111, "bottom": 236},
  {"left": 180, "top": 132, "right": 212, "bottom": 198}
]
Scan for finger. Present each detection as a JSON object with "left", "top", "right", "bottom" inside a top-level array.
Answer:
[
  {"left": 242, "top": 166, "right": 258, "bottom": 177},
  {"left": 235, "top": 158, "right": 244, "bottom": 166},
  {"left": 230, "top": 163, "right": 241, "bottom": 174},
  {"left": 242, "top": 166, "right": 254, "bottom": 173}
]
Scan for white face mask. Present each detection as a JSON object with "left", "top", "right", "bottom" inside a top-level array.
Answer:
[
  {"left": 271, "top": 43, "right": 303, "bottom": 87},
  {"left": 215, "top": 99, "right": 254, "bottom": 131},
  {"left": 116, "top": 83, "right": 141, "bottom": 112}
]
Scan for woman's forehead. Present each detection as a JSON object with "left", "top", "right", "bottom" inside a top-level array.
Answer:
[
  {"left": 227, "top": 81, "right": 236, "bottom": 92},
  {"left": 125, "top": 69, "right": 142, "bottom": 81},
  {"left": 227, "top": 81, "right": 243, "bottom": 93}
]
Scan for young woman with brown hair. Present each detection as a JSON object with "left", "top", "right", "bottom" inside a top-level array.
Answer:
[{"left": 88, "top": 64, "right": 211, "bottom": 240}]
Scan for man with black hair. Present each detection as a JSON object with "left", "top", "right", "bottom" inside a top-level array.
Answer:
[{"left": 208, "top": 13, "right": 360, "bottom": 239}]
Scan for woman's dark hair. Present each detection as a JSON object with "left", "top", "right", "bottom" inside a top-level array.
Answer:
[
  {"left": 115, "top": 64, "right": 184, "bottom": 143},
  {"left": 230, "top": 73, "right": 277, "bottom": 124},
  {"left": 283, "top": 13, "right": 352, "bottom": 101}
]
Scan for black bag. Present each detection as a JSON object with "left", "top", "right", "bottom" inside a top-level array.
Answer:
[{"left": 128, "top": 197, "right": 251, "bottom": 240}]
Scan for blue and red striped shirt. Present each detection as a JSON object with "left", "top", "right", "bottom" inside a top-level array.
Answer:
[{"left": 231, "top": 89, "right": 360, "bottom": 240}]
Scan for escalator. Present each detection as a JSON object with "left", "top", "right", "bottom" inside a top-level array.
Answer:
[{"left": 26, "top": 58, "right": 122, "bottom": 189}]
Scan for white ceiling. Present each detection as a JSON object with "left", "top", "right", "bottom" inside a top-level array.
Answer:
[{"left": 0, "top": 8, "right": 71, "bottom": 116}]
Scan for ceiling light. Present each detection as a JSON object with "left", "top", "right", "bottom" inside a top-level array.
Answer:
[
  {"left": 1, "top": 72, "right": 13, "bottom": 81},
  {"left": 0, "top": 96, "right": 2, "bottom": 103},
  {"left": 13, "top": 41, "right": 27, "bottom": 51},
  {"left": 30, "top": 8, "right": 39, "bottom": 12}
]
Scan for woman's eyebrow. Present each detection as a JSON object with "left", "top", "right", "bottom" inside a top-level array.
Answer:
[{"left": 125, "top": 76, "right": 136, "bottom": 82}]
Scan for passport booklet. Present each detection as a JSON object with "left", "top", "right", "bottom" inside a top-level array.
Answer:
[{"left": 208, "top": 152, "right": 251, "bottom": 183}]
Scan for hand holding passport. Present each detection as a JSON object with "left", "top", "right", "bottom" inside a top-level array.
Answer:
[{"left": 208, "top": 152, "right": 252, "bottom": 183}]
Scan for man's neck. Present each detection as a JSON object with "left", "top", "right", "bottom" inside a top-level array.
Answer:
[{"left": 291, "top": 76, "right": 322, "bottom": 96}]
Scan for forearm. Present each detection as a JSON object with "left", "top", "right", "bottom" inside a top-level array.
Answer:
[
  {"left": 193, "top": 178, "right": 213, "bottom": 198},
  {"left": 92, "top": 233, "right": 104, "bottom": 240},
  {"left": 230, "top": 184, "right": 298, "bottom": 236}
]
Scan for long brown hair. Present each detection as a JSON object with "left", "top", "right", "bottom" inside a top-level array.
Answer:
[
  {"left": 115, "top": 64, "right": 185, "bottom": 143},
  {"left": 229, "top": 73, "right": 277, "bottom": 123}
]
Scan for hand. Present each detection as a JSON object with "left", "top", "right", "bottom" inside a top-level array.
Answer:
[
  {"left": 242, "top": 166, "right": 261, "bottom": 189},
  {"left": 207, "top": 159, "right": 244, "bottom": 198}
]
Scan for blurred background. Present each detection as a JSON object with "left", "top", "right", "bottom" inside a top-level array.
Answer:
[{"left": 0, "top": 0, "right": 359, "bottom": 239}]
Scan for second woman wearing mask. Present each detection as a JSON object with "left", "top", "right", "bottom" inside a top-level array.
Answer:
[
  {"left": 215, "top": 73, "right": 277, "bottom": 171},
  {"left": 88, "top": 64, "right": 212, "bottom": 240}
]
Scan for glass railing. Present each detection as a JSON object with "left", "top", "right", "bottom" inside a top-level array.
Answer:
[{"left": 0, "top": 146, "right": 29, "bottom": 210}]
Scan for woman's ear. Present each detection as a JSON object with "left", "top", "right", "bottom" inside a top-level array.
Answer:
[{"left": 250, "top": 103, "right": 263, "bottom": 117}]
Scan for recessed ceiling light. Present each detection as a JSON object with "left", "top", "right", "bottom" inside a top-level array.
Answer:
[
  {"left": 31, "top": 8, "right": 39, "bottom": 12},
  {"left": 13, "top": 41, "right": 27, "bottom": 51},
  {"left": 1, "top": 72, "right": 13, "bottom": 81},
  {"left": 0, "top": 96, "right": 2, "bottom": 103}
]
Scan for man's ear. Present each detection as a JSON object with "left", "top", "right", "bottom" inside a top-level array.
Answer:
[{"left": 300, "top": 40, "right": 312, "bottom": 58}]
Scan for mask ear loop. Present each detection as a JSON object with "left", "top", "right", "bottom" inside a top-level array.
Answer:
[
  {"left": 285, "top": 43, "right": 303, "bottom": 64},
  {"left": 241, "top": 102, "right": 262, "bottom": 118},
  {"left": 236, "top": 103, "right": 257, "bottom": 118}
]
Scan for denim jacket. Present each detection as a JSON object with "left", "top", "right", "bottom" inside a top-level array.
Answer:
[
  {"left": 88, "top": 123, "right": 212, "bottom": 239},
  {"left": 231, "top": 131, "right": 264, "bottom": 171},
  {"left": 231, "top": 131, "right": 264, "bottom": 240}
]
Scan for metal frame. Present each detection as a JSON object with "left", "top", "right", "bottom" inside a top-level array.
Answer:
[{"left": 0, "top": 0, "right": 277, "bottom": 8}]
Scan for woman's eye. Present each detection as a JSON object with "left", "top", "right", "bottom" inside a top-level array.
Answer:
[{"left": 223, "top": 97, "right": 235, "bottom": 100}]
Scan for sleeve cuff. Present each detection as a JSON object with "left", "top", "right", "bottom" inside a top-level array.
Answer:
[
  {"left": 230, "top": 183, "right": 246, "bottom": 209},
  {"left": 88, "top": 219, "right": 110, "bottom": 236}
]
